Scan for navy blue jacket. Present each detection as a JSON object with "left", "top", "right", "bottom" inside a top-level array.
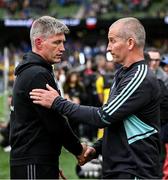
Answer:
[{"left": 52, "top": 60, "right": 161, "bottom": 178}]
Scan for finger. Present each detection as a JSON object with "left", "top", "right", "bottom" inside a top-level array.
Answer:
[
  {"left": 46, "top": 84, "right": 55, "bottom": 91},
  {"left": 29, "top": 92, "right": 41, "bottom": 96},
  {"left": 32, "top": 100, "right": 41, "bottom": 104},
  {"left": 30, "top": 95, "right": 41, "bottom": 100},
  {"left": 31, "top": 89, "right": 46, "bottom": 93},
  {"left": 83, "top": 149, "right": 91, "bottom": 158},
  {"left": 78, "top": 159, "right": 85, "bottom": 166}
]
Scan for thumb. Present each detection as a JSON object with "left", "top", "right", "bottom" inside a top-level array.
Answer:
[
  {"left": 46, "top": 84, "right": 55, "bottom": 91},
  {"left": 84, "top": 148, "right": 92, "bottom": 158}
]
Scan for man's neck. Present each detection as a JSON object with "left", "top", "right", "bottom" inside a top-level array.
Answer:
[{"left": 123, "top": 58, "right": 144, "bottom": 68}]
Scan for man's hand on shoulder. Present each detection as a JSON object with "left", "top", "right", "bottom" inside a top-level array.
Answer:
[{"left": 30, "top": 84, "right": 59, "bottom": 108}]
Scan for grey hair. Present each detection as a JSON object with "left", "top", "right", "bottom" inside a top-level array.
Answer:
[
  {"left": 30, "top": 16, "right": 69, "bottom": 47},
  {"left": 111, "top": 17, "right": 146, "bottom": 48}
]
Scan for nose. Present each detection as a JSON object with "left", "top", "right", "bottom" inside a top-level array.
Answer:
[
  {"left": 60, "top": 43, "right": 65, "bottom": 52},
  {"left": 107, "top": 42, "right": 111, "bottom": 52}
]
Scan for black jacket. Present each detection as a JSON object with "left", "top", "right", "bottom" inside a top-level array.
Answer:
[
  {"left": 10, "top": 52, "right": 82, "bottom": 166},
  {"left": 51, "top": 60, "right": 161, "bottom": 179}
]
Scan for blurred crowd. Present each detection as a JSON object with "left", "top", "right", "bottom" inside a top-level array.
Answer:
[
  {"left": 0, "top": 0, "right": 168, "bottom": 19},
  {"left": 0, "top": 0, "right": 51, "bottom": 18},
  {"left": 0, "top": 0, "right": 84, "bottom": 19},
  {"left": 85, "top": 0, "right": 151, "bottom": 18}
]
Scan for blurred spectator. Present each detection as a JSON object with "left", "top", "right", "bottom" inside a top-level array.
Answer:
[
  {"left": 161, "top": 55, "right": 168, "bottom": 75},
  {"left": 83, "top": 60, "right": 94, "bottom": 76},
  {"left": 95, "top": 54, "right": 106, "bottom": 75},
  {"left": 0, "top": 94, "right": 12, "bottom": 151},
  {"left": 82, "top": 60, "right": 101, "bottom": 107},
  {"left": 6, "top": 0, "right": 18, "bottom": 16},
  {"left": 147, "top": 48, "right": 168, "bottom": 89},
  {"left": 96, "top": 60, "right": 116, "bottom": 139},
  {"left": 82, "top": 61, "right": 100, "bottom": 140},
  {"left": 63, "top": 71, "right": 87, "bottom": 137},
  {"left": 96, "top": 60, "right": 115, "bottom": 105},
  {"left": 63, "top": 71, "right": 86, "bottom": 104},
  {"left": 29, "top": 0, "right": 51, "bottom": 10},
  {"left": 54, "top": 67, "right": 66, "bottom": 96}
]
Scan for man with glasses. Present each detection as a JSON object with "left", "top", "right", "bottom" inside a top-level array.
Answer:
[
  {"left": 147, "top": 48, "right": 168, "bottom": 89},
  {"left": 146, "top": 48, "right": 168, "bottom": 179}
]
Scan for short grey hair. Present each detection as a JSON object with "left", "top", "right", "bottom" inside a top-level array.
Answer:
[
  {"left": 30, "top": 16, "right": 69, "bottom": 47},
  {"left": 111, "top": 17, "right": 146, "bottom": 48}
]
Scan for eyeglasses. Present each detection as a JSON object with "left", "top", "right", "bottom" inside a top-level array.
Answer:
[{"left": 150, "top": 59, "right": 161, "bottom": 62}]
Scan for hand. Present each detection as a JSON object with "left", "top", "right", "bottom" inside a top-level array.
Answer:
[
  {"left": 77, "top": 143, "right": 96, "bottom": 166},
  {"left": 29, "top": 84, "right": 59, "bottom": 108},
  {"left": 76, "top": 143, "right": 87, "bottom": 165}
]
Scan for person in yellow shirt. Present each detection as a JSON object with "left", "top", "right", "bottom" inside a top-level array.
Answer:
[{"left": 96, "top": 60, "right": 116, "bottom": 138}]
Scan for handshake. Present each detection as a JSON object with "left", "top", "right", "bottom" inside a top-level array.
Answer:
[{"left": 76, "top": 143, "right": 96, "bottom": 166}]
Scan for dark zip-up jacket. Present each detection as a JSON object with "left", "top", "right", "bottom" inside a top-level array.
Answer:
[
  {"left": 51, "top": 60, "right": 161, "bottom": 179},
  {"left": 10, "top": 52, "right": 82, "bottom": 166}
]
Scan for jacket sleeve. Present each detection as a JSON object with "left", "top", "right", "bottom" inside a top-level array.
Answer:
[
  {"left": 27, "top": 71, "right": 82, "bottom": 156},
  {"left": 51, "top": 66, "right": 152, "bottom": 127},
  {"left": 92, "top": 138, "right": 102, "bottom": 156},
  {"left": 51, "top": 97, "right": 107, "bottom": 128}
]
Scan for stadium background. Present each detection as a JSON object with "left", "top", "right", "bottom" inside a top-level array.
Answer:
[{"left": 0, "top": 0, "right": 168, "bottom": 179}]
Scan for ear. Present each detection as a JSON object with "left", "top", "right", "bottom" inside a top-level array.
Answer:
[
  {"left": 127, "top": 38, "right": 135, "bottom": 50},
  {"left": 34, "top": 38, "right": 43, "bottom": 50}
]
